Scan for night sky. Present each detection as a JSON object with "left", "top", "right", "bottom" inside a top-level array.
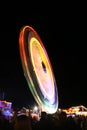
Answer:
[{"left": 0, "top": 5, "right": 85, "bottom": 109}]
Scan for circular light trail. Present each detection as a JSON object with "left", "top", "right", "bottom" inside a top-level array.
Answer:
[{"left": 19, "top": 25, "right": 58, "bottom": 114}]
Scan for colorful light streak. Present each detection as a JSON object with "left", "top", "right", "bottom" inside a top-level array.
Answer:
[{"left": 19, "top": 25, "right": 58, "bottom": 114}]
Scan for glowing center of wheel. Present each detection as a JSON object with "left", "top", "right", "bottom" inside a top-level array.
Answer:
[{"left": 30, "top": 37, "right": 55, "bottom": 104}]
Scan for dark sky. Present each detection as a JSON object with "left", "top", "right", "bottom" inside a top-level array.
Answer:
[{"left": 0, "top": 5, "right": 85, "bottom": 109}]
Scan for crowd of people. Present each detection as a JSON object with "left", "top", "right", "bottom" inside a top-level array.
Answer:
[{"left": 0, "top": 106, "right": 87, "bottom": 130}]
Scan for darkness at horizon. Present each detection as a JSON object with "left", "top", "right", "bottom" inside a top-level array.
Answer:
[{"left": 0, "top": 8, "right": 86, "bottom": 110}]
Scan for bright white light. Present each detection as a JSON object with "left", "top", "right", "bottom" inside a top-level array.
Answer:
[{"left": 34, "top": 106, "right": 38, "bottom": 111}]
